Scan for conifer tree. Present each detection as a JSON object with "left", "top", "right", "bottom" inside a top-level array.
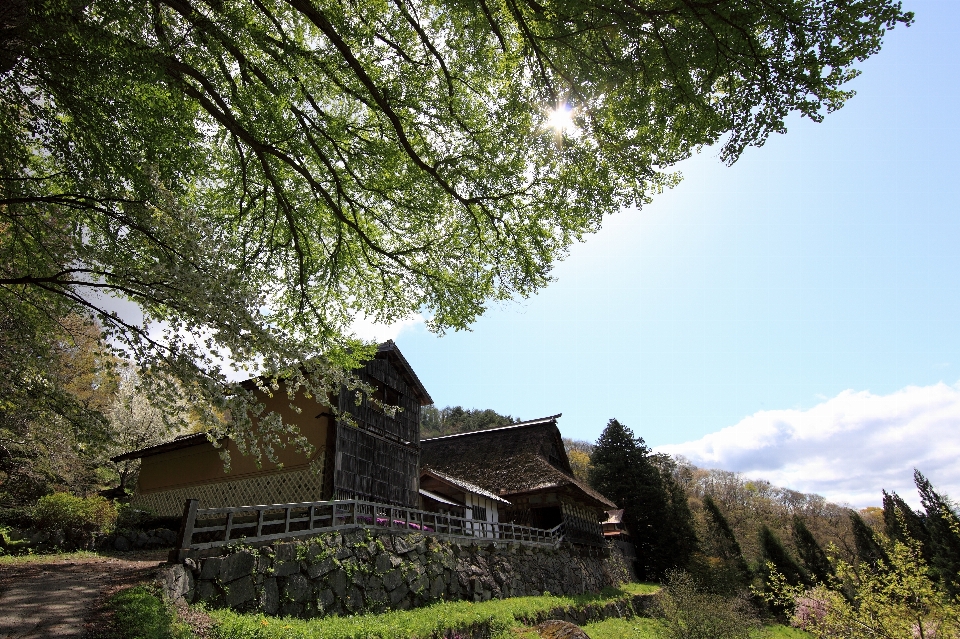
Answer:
[
  {"left": 589, "top": 419, "right": 697, "bottom": 580},
  {"left": 850, "top": 511, "right": 887, "bottom": 570},
  {"left": 759, "top": 525, "right": 809, "bottom": 587},
  {"left": 882, "top": 490, "right": 930, "bottom": 557},
  {"left": 703, "top": 495, "right": 752, "bottom": 594},
  {"left": 914, "top": 470, "right": 960, "bottom": 597},
  {"left": 792, "top": 515, "right": 834, "bottom": 584},
  {"left": 703, "top": 494, "right": 752, "bottom": 585}
]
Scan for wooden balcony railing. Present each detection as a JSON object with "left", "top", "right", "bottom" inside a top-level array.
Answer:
[{"left": 171, "top": 498, "right": 564, "bottom": 560}]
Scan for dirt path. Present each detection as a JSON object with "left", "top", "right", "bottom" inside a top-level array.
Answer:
[{"left": 0, "top": 552, "right": 167, "bottom": 639}]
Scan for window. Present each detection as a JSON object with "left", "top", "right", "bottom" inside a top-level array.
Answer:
[
  {"left": 370, "top": 381, "right": 402, "bottom": 418},
  {"left": 472, "top": 505, "right": 487, "bottom": 521}
]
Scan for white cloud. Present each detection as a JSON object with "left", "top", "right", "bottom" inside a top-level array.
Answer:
[
  {"left": 348, "top": 312, "right": 425, "bottom": 343},
  {"left": 656, "top": 383, "right": 960, "bottom": 509}
]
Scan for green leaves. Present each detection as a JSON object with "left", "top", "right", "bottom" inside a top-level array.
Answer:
[{"left": 0, "top": 0, "right": 911, "bottom": 458}]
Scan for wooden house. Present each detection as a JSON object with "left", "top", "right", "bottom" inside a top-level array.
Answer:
[
  {"left": 113, "top": 341, "right": 431, "bottom": 517},
  {"left": 419, "top": 416, "right": 616, "bottom": 546},
  {"left": 419, "top": 467, "right": 510, "bottom": 537}
]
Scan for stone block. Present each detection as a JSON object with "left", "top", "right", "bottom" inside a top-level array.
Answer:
[
  {"left": 161, "top": 564, "right": 194, "bottom": 603},
  {"left": 113, "top": 536, "right": 131, "bottom": 552},
  {"left": 225, "top": 576, "right": 256, "bottom": 608},
  {"left": 344, "top": 585, "right": 364, "bottom": 612},
  {"left": 375, "top": 553, "right": 392, "bottom": 574},
  {"left": 220, "top": 552, "right": 256, "bottom": 583},
  {"left": 260, "top": 578, "right": 279, "bottom": 615},
  {"left": 283, "top": 574, "right": 312, "bottom": 603},
  {"left": 429, "top": 575, "right": 445, "bottom": 599},
  {"left": 199, "top": 557, "right": 223, "bottom": 580},
  {"left": 274, "top": 560, "right": 300, "bottom": 577},
  {"left": 317, "top": 588, "right": 335, "bottom": 610},
  {"left": 388, "top": 582, "right": 409, "bottom": 606},
  {"left": 277, "top": 542, "right": 300, "bottom": 561},
  {"left": 328, "top": 569, "right": 348, "bottom": 598},
  {"left": 195, "top": 580, "right": 221, "bottom": 606},
  {"left": 307, "top": 556, "right": 337, "bottom": 580},
  {"left": 382, "top": 568, "right": 403, "bottom": 591},
  {"left": 279, "top": 601, "right": 303, "bottom": 618}
]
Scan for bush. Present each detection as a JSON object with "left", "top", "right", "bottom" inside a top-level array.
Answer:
[
  {"left": 0, "top": 506, "right": 34, "bottom": 528},
  {"left": 655, "top": 571, "right": 759, "bottom": 639},
  {"left": 33, "top": 493, "right": 118, "bottom": 549}
]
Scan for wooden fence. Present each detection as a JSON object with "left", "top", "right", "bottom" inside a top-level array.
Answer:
[{"left": 172, "top": 498, "right": 564, "bottom": 560}]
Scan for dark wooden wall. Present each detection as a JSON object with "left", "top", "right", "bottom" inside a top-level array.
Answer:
[{"left": 333, "top": 355, "right": 421, "bottom": 507}]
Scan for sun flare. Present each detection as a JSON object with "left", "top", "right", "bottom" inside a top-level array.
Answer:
[{"left": 545, "top": 104, "right": 575, "bottom": 132}]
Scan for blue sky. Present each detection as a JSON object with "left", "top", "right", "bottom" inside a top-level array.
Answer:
[{"left": 358, "top": 0, "right": 960, "bottom": 507}]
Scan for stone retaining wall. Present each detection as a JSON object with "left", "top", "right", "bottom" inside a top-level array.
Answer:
[{"left": 162, "top": 527, "right": 637, "bottom": 618}]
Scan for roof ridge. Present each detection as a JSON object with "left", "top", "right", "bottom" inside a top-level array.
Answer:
[{"left": 420, "top": 413, "right": 562, "bottom": 442}]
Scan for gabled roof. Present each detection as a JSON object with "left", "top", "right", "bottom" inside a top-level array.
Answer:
[
  {"left": 421, "top": 467, "right": 511, "bottom": 504},
  {"left": 419, "top": 488, "right": 463, "bottom": 507},
  {"left": 376, "top": 340, "right": 432, "bottom": 405},
  {"left": 112, "top": 341, "right": 429, "bottom": 462},
  {"left": 111, "top": 432, "right": 214, "bottom": 463},
  {"left": 419, "top": 415, "right": 616, "bottom": 510}
]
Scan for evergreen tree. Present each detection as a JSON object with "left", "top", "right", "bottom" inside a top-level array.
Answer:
[
  {"left": 702, "top": 494, "right": 752, "bottom": 588},
  {"left": 914, "top": 470, "right": 960, "bottom": 597},
  {"left": 792, "top": 515, "right": 834, "bottom": 584},
  {"left": 882, "top": 490, "right": 930, "bottom": 556},
  {"left": 759, "top": 525, "right": 809, "bottom": 587},
  {"left": 850, "top": 511, "right": 888, "bottom": 570},
  {"left": 589, "top": 419, "right": 697, "bottom": 580}
]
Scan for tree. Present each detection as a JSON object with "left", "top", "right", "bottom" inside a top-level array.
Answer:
[
  {"left": 850, "top": 510, "right": 888, "bottom": 571},
  {"left": 762, "top": 534, "right": 960, "bottom": 639},
  {"left": 0, "top": 314, "right": 117, "bottom": 506},
  {"left": 792, "top": 515, "right": 834, "bottom": 585},
  {"left": 914, "top": 469, "right": 960, "bottom": 597},
  {"left": 882, "top": 490, "right": 931, "bottom": 556},
  {"left": 589, "top": 418, "right": 697, "bottom": 580},
  {"left": 102, "top": 372, "right": 194, "bottom": 494},
  {"left": 419, "top": 405, "right": 518, "bottom": 439},
  {"left": 759, "top": 525, "right": 808, "bottom": 589},
  {"left": 562, "top": 438, "right": 593, "bottom": 483},
  {"left": 1, "top": 0, "right": 913, "bottom": 457},
  {"left": 696, "top": 494, "right": 752, "bottom": 591}
]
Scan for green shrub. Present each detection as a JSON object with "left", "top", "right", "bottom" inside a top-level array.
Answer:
[
  {"left": 33, "top": 492, "right": 118, "bottom": 549},
  {"left": 654, "top": 571, "right": 759, "bottom": 639}
]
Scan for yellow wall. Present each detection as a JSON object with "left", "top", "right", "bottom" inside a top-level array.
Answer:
[{"left": 137, "top": 388, "right": 332, "bottom": 494}]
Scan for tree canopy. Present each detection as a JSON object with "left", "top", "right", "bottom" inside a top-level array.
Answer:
[{"left": 1, "top": 0, "right": 912, "bottom": 456}]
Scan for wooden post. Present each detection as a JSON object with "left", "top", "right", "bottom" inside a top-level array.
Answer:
[
  {"left": 224, "top": 511, "right": 234, "bottom": 543},
  {"left": 169, "top": 498, "right": 199, "bottom": 564}
]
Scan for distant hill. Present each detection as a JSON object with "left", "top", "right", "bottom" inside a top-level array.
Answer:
[{"left": 419, "top": 405, "right": 520, "bottom": 439}]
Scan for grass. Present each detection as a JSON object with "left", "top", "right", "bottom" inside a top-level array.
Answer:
[
  {"left": 103, "top": 582, "right": 812, "bottom": 639},
  {"left": 208, "top": 582, "right": 659, "bottom": 639},
  {"left": 582, "top": 617, "right": 666, "bottom": 639},
  {"left": 109, "top": 585, "right": 194, "bottom": 639},
  {"left": 0, "top": 549, "right": 103, "bottom": 564},
  {"left": 582, "top": 618, "right": 813, "bottom": 639},
  {"left": 0, "top": 548, "right": 166, "bottom": 565},
  {"left": 750, "top": 625, "right": 814, "bottom": 639}
]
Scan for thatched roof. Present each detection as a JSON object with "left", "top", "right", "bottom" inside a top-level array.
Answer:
[
  {"left": 421, "top": 467, "right": 511, "bottom": 504},
  {"left": 419, "top": 416, "right": 616, "bottom": 510}
]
